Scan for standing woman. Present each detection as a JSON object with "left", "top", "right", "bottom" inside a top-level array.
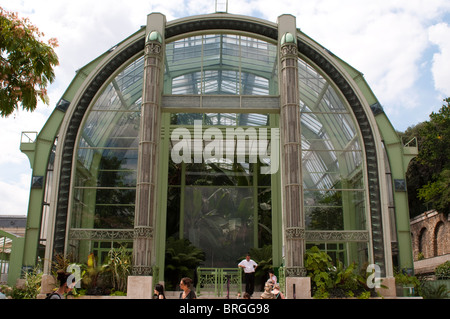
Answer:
[
  {"left": 154, "top": 283, "right": 166, "bottom": 299},
  {"left": 179, "top": 277, "right": 197, "bottom": 299}
]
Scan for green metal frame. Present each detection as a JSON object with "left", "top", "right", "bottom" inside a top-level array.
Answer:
[
  {"left": 196, "top": 267, "right": 242, "bottom": 297},
  {"left": 0, "top": 230, "right": 25, "bottom": 286},
  {"left": 20, "top": 108, "right": 65, "bottom": 269}
]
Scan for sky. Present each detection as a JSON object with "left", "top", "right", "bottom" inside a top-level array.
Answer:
[{"left": 1, "top": 0, "right": 450, "bottom": 216}]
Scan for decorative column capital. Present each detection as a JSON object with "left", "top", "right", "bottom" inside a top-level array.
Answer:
[
  {"left": 145, "top": 41, "right": 162, "bottom": 55},
  {"left": 280, "top": 42, "right": 298, "bottom": 59}
]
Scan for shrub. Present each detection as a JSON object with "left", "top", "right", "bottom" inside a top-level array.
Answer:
[
  {"left": 435, "top": 261, "right": 450, "bottom": 280},
  {"left": 103, "top": 245, "right": 132, "bottom": 292},
  {"left": 305, "top": 246, "right": 376, "bottom": 298}
]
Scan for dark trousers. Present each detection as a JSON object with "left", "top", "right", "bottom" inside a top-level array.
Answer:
[{"left": 244, "top": 272, "right": 255, "bottom": 295}]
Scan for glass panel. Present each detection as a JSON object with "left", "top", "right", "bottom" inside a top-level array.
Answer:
[
  {"left": 75, "top": 148, "right": 138, "bottom": 187},
  {"left": 79, "top": 111, "right": 140, "bottom": 149},
  {"left": 95, "top": 200, "right": 135, "bottom": 228},
  {"left": 183, "top": 186, "right": 254, "bottom": 267},
  {"left": 92, "top": 56, "right": 144, "bottom": 111},
  {"left": 301, "top": 112, "right": 359, "bottom": 151},
  {"left": 258, "top": 187, "right": 272, "bottom": 245},
  {"left": 184, "top": 162, "right": 252, "bottom": 186},
  {"left": 170, "top": 113, "right": 270, "bottom": 127},
  {"left": 166, "top": 187, "right": 181, "bottom": 238},
  {"left": 302, "top": 150, "right": 363, "bottom": 190},
  {"left": 304, "top": 189, "right": 365, "bottom": 230},
  {"left": 298, "top": 56, "right": 367, "bottom": 241},
  {"left": 164, "top": 34, "right": 277, "bottom": 95}
]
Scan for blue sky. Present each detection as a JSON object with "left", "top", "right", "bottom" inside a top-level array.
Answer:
[{"left": 2, "top": 0, "right": 450, "bottom": 216}]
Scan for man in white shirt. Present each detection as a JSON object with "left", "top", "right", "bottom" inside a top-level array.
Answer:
[{"left": 238, "top": 253, "right": 258, "bottom": 296}]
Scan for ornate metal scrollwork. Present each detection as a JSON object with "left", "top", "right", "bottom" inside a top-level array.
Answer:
[
  {"left": 284, "top": 266, "right": 307, "bottom": 277},
  {"left": 285, "top": 227, "right": 305, "bottom": 239},
  {"left": 69, "top": 228, "right": 134, "bottom": 240},
  {"left": 133, "top": 226, "right": 153, "bottom": 239},
  {"left": 305, "top": 230, "right": 369, "bottom": 242},
  {"left": 131, "top": 265, "right": 153, "bottom": 276}
]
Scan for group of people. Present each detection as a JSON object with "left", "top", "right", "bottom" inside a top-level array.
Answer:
[
  {"left": 238, "top": 253, "right": 285, "bottom": 299},
  {"left": 46, "top": 253, "right": 284, "bottom": 299},
  {"left": 46, "top": 272, "right": 196, "bottom": 299}
]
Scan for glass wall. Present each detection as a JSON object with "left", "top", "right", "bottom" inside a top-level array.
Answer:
[
  {"left": 68, "top": 56, "right": 144, "bottom": 261},
  {"left": 298, "top": 58, "right": 368, "bottom": 265},
  {"left": 166, "top": 113, "right": 273, "bottom": 268}
]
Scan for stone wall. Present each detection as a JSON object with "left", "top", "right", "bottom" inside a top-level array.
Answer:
[{"left": 410, "top": 210, "right": 449, "bottom": 274}]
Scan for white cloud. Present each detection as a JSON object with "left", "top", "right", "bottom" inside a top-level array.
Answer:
[
  {"left": 428, "top": 22, "right": 450, "bottom": 96},
  {"left": 0, "top": 175, "right": 30, "bottom": 216},
  {"left": 2, "top": 0, "right": 450, "bottom": 216}
]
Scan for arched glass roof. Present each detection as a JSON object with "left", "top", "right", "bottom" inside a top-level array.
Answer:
[{"left": 164, "top": 34, "right": 278, "bottom": 95}]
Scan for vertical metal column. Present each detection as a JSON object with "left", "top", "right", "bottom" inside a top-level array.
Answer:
[
  {"left": 132, "top": 15, "right": 165, "bottom": 276},
  {"left": 278, "top": 16, "right": 306, "bottom": 278}
]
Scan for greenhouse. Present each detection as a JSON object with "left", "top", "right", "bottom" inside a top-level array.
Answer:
[{"left": 17, "top": 11, "right": 417, "bottom": 297}]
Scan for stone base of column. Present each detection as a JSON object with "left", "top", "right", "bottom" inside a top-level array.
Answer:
[
  {"left": 36, "top": 274, "right": 57, "bottom": 299},
  {"left": 127, "top": 276, "right": 153, "bottom": 299},
  {"left": 41, "top": 274, "right": 57, "bottom": 294},
  {"left": 376, "top": 277, "right": 396, "bottom": 298},
  {"left": 285, "top": 277, "right": 311, "bottom": 299}
]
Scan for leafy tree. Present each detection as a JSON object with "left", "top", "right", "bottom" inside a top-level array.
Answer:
[
  {"left": 405, "top": 98, "right": 450, "bottom": 217},
  {"left": 0, "top": 6, "right": 58, "bottom": 117}
]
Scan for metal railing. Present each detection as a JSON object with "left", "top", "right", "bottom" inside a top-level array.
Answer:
[
  {"left": 20, "top": 131, "right": 37, "bottom": 144},
  {"left": 196, "top": 267, "right": 242, "bottom": 297}
]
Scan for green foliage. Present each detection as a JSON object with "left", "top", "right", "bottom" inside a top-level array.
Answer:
[
  {"left": 10, "top": 264, "right": 44, "bottom": 299},
  {"left": 102, "top": 245, "right": 132, "bottom": 292},
  {"left": 394, "top": 268, "right": 420, "bottom": 297},
  {"left": 308, "top": 185, "right": 344, "bottom": 230},
  {"left": 23, "top": 265, "right": 43, "bottom": 299},
  {"left": 435, "top": 260, "right": 450, "bottom": 280},
  {"left": 164, "top": 237, "right": 205, "bottom": 290},
  {"left": 81, "top": 253, "right": 103, "bottom": 293},
  {"left": 419, "top": 282, "right": 449, "bottom": 299},
  {"left": 405, "top": 98, "right": 450, "bottom": 217},
  {"left": 305, "top": 246, "right": 375, "bottom": 299},
  {"left": 110, "top": 289, "right": 127, "bottom": 296},
  {"left": 0, "top": 6, "right": 58, "bottom": 117},
  {"left": 418, "top": 169, "right": 450, "bottom": 215}
]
